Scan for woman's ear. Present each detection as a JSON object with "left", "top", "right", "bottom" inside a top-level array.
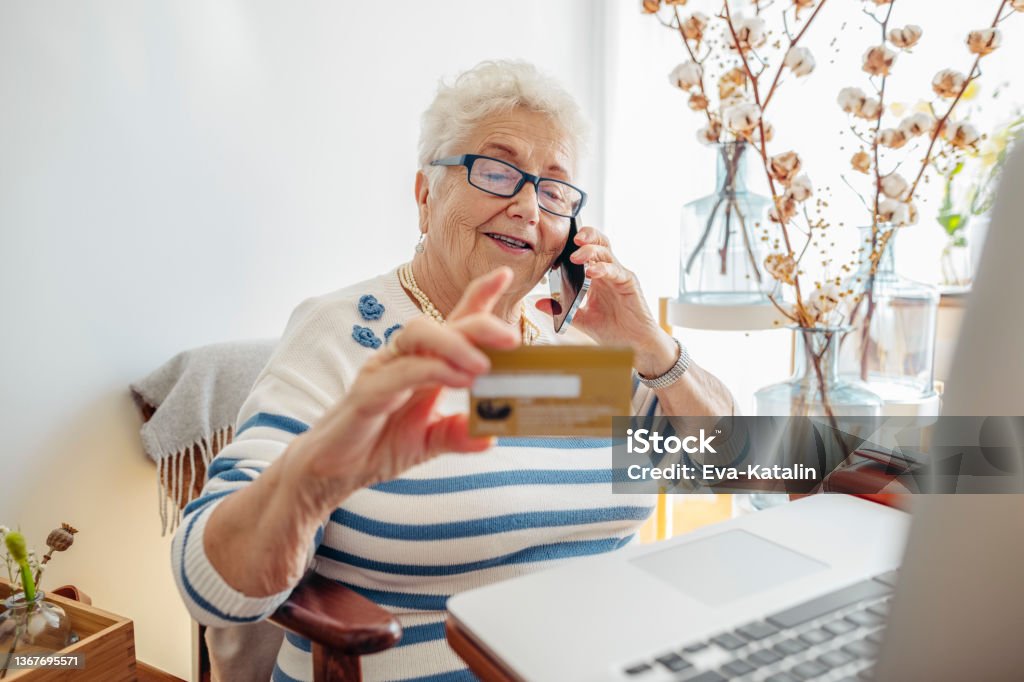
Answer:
[{"left": 414, "top": 170, "right": 430, "bottom": 234}]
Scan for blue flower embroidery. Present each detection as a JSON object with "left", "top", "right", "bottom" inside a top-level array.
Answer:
[
  {"left": 384, "top": 324, "right": 402, "bottom": 342},
  {"left": 352, "top": 325, "right": 382, "bottom": 349},
  {"left": 358, "top": 294, "right": 385, "bottom": 321}
]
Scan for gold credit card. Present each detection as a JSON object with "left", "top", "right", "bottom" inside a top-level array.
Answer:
[{"left": 469, "top": 346, "right": 634, "bottom": 437}]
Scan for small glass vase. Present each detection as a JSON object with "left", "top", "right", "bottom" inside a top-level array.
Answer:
[
  {"left": 0, "top": 592, "right": 71, "bottom": 665},
  {"left": 940, "top": 230, "right": 972, "bottom": 290},
  {"left": 841, "top": 225, "right": 940, "bottom": 403},
  {"left": 743, "top": 327, "right": 883, "bottom": 512},
  {"left": 679, "top": 141, "right": 772, "bottom": 305}
]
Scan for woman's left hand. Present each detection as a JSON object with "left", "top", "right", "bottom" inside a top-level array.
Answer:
[{"left": 540, "top": 226, "right": 678, "bottom": 378}]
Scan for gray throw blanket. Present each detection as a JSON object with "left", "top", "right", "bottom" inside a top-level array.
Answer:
[{"left": 130, "top": 340, "right": 276, "bottom": 534}]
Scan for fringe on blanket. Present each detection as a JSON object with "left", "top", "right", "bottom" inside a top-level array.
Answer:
[{"left": 157, "top": 425, "right": 235, "bottom": 536}]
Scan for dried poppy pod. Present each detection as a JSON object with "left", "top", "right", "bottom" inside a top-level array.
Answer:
[
  {"left": 46, "top": 523, "right": 78, "bottom": 553},
  {"left": 966, "top": 28, "right": 1001, "bottom": 56},
  {"left": 888, "top": 25, "right": 922, "bottom": 49}
]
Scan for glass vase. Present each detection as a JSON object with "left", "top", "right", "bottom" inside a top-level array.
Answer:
[
  {"left": 940, "top": 230, "right": 972, "bottom": 290},
  {"left": 0, "top": 592, "right": 71, "bottom": 666},
  {"left": 679, "top": 141, "right": 772, "bottom": 305},
  {"left": 841, "top": 225, "right": 940, "bottom": 403},
  {"left": 744, "top": 327, "right": 883, "bottom": 512}
]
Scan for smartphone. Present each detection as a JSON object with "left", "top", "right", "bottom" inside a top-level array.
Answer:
[{"left": 550, "top": 217, "right": 591, "bottom": 334}]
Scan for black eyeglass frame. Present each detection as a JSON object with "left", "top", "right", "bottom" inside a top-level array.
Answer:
[{"left": 430, "top": 154, "right": 588, "bottom": 219}]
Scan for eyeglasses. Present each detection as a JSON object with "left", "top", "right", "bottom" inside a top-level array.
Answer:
[{"left": 430, "top": 154, "right": 587, "bottom": 218}]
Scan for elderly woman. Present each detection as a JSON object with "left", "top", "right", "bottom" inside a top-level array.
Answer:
[{"left": 173, "top": 60, "right": 734, "bottom": 681}]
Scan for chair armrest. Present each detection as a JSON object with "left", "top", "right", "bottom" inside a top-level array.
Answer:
[{"left": 269, "top": 573, "right": 402, "bottom": 656}]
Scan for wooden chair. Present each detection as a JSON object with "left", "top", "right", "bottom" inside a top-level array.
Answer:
[{"left": 196, "top": 572, "right": 402, "bottom": 682}]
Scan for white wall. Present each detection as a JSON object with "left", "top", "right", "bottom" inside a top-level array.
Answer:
[{"left": 0, "top": 2, "right": 601, "bottom": 677}]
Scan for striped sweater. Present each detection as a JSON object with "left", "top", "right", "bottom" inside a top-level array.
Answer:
[{"left": 171, "top": 268, "right": 666, "bottom": 682}]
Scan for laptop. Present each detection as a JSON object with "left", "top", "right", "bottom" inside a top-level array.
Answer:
[{"left": 445, "top": 149, "right": 1024, "bottom": 682}]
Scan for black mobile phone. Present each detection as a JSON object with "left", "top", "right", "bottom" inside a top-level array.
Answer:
[{"left": 550, "top": 217, "right": 591, "bottom": 334}]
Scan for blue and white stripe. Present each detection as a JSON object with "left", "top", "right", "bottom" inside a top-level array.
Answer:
[{"left": 171, "top": 271, "right": 666, "bottom": 681}]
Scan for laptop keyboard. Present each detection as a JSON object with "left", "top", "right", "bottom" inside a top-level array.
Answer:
[{"left": 622, "top": 572, "right": 899, "bottom": 681}]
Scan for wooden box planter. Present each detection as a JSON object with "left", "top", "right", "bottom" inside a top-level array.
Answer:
[{"left": 0, "top": 580, "right": 136, "bottom": 681}]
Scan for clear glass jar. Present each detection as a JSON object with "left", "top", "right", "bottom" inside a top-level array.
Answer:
[
  {"left": 747, "top": 327, "right": 883, "bottom": 511},
  {"left": 940, "top": 230, "right": 972, "bottom": 290},
  {"left": 679, "top": 141, "right": 772, "bottom": 305},
  {"left": 0, "top": 591, "right": 71, "bottom": 662},
  {"left": 841, "top": 225, "right": 940, "bottom": 403}
]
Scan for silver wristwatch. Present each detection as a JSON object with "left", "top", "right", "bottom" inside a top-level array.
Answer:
[{"left": 634, "top": 336, "right": 691, "bottom": 389}]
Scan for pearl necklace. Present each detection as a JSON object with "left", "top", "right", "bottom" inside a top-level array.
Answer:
[{"left": 398, "top": 262, "right": 540, "bottom": 346}]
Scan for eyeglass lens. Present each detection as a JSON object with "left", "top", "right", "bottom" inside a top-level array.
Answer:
[{"left": 468, "top": 157, "right": 582, "bottom": 217}]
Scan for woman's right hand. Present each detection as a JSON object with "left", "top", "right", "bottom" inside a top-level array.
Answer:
[{"left": 292, "top": 266, "right": 521, "bottom": 509}]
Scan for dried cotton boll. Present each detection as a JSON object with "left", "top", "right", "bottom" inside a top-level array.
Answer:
[
  {"left": 967, "top": 28, "right": 1001, "bottom": 56},
  {"left": 944, "top": 120, "right": 981, "bottom": 149},
  {"left": 784, "top": 47, "right": 816, "bottom": 77},
  {"left": 838, "top": 87, "right": 868, "bottom": 115},
  {"left": 769, "top": 196, "right": 799, "bottom": 224},
  {"left": 682, "top": 12, "right": 709, "bottom": 42},
  {"left": 888, "top": 24, "right": 923, "bottom": 49},
  {"left": 807, "top": 284, "right": 842, "bottom": 316},
  {"left": 725, "top": 102, "right": 762, "bottom": 133},
  {"left": 669, "top": 61, "right": 703, "bottom": 90},
  {"left": 898, "top": 112, "right": 933, "bottom": 137},
  {"left": 697, "top": 119, "right": 722, "bottom": 145},
  {"left": 664, "top": 0, "right": 688, "bottom": 4},
  {"left": 851, "top": 150, "right": 872, "bottom": 174},
  {"left": 761, "top": 121, "right": 775, "bottom": 142},
  {"left": 933, "top": 69, "right": 967, "bottom": 98},
  {"left": 688, "top": 93, "right": 709, "bottom": 111},
  {"left": 642, "top": 0, "right": 661, "bottom": 13},
  {"left": 786, "top": 175, "right": 814, "bottom": 202},
  {"left": 879, "top": 128, "right": 909, "bottom": 149},
  {"left": 770, "top": 151, "right": 802, "bottom": 185},
  {"left": 878, "top": 198, "right": 910, "bottom": 226},
  {"left": 1013, "top": 0, "right": 1024, "bottom": 10},
  {"left": 764, "top": 253, "right": 798, "bottom": 284},
  {"left": 862, "top": 45, "right": 896, "bottom": 76},
  {"left": 881, "top": 172, "right": 909, "bottom": 199},
  {"left": 733, "top": 16, "right": 767, "bottom": 52},
  {"left": 856, "top": 98, "right": 883, "bottom": 121}
]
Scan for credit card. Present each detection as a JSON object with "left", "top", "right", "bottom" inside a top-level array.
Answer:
[{"left": 469, "top": 346, "right": 634, "bottom": 437}]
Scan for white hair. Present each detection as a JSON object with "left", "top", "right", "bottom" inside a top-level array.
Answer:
[{"left": 418, "top": 60, "right": 590, "bottom": 190}]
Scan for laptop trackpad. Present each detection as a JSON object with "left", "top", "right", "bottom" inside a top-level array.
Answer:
[{"left": 631, "top": 529, "right": 828, "bottom": 607}]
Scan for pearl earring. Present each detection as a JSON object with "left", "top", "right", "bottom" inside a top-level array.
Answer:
[{"left": 415, "top": 234, "right": 426, "bottom": 254}]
